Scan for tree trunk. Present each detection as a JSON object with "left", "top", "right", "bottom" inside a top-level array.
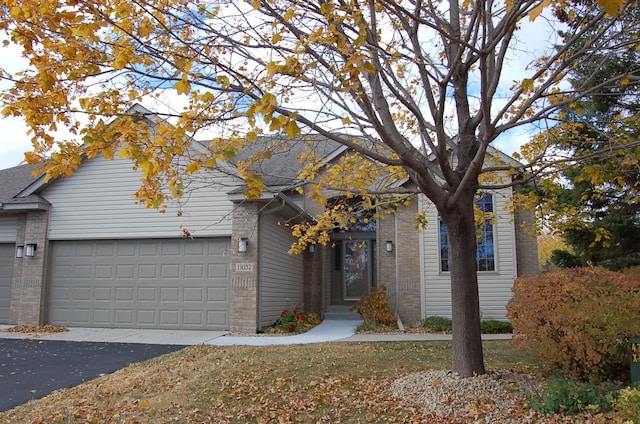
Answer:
[{"left": 442, "top": 191, "right": 486, "bottom": 377}]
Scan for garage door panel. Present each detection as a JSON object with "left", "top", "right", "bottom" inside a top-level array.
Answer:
[
  {"left": 95, "top": 287, "right": 112, "bottom": 300},
  {"left": 208, "top": 287, "right": 227, "bottom": 302},
  {"left": 137, "top": 309, "right": 155, "bottom": 324},
  {"left": 0, "top": 243, "right": 14, "bottom": 324},
  {"left": 48, "top": 238, "right": 231, "bottom": 329},
  {"left": 94, "top": 309, "right": 111, "bottom": 323},
  {"left": 138, "top": 287, "right": 156, "bottom": 301},
  {"left": 115, "top": 309, "right": 134, "bottom": 324}
]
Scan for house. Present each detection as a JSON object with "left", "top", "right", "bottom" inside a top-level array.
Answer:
[{"left": 0, "top": 109, "right": 538, "bottom": 333}]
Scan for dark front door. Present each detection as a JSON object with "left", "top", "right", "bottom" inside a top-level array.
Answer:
[
  {"left": 342, "top": 240, "right": 372, "bottom": 300},
  {"left": 331, "top": 238, "right": 376, "bottom": 303}
]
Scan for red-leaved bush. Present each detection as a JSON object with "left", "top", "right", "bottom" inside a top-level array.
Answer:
[{"left": 507, "top": 267, "right": 640, "bottom": 381}]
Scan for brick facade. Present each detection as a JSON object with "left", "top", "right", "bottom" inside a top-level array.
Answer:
[
  {"left": 229, "top": 202, "right": 260, "bottom": 333},
  {"left": 303, "top": 248, "right": 323, "bottom": 315},
  {"left": 514, "top": 206, "right": 539, "bottom": 276},
  {"left": 9, "top": 210, "right": 49, "bottom": 325},
  {"left": 377, "top": 198, "right": 423, "bottom": 325}
]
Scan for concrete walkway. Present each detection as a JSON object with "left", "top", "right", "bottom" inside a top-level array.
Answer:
[
  {"left": 0, "top": 322, "right": 511, "bottom": 345},
  {"left": 208, "top": 319, "right": 363, "bottom": 346},
  {"left": 0, "top": 325, "right": 225, "bottom": 345}
]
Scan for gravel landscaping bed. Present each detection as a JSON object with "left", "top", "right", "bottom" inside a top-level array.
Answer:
[{"left": 389, "top": 369, "right": 545, "bottom": 423}]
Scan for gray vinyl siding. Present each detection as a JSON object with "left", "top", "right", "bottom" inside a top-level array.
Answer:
[
  {"left": 0, "top": 243, "right": 14, "bottom": 323},
  {"left": 422, "top": 188, "right": 516, "bottom": 320},
  {"left": 258, "top": 213, "right": 304, "bottom": 329},
  {"left": 0, "top": 216, "right": 18, "bottom": 242},
  {"left": 41, "top": 154, "right": 238, "bottom": 240}
]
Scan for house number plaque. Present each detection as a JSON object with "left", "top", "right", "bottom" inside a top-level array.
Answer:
[{"left": 235, "top": 263, "right": 254, "bottom": 272}]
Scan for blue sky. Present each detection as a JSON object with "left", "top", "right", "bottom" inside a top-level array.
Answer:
[{"left": 0, "top": 11, "right": 558, "bottom": 169}]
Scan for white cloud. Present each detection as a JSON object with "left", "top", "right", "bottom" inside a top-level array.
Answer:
[
  {"left": 0, "top": 39, "right": 32, "bottom": 168},
  {"left": 0, "top": 116, "right": 31, "bottom": 168}
]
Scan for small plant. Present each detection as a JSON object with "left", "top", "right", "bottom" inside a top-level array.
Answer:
[
  {"left": 480, "top": 320, "right": 512, "bottom": 334},
  {"left": 273, "top": 306, "right": 306, "bottom": 333},
  {"left": 352, "top": 286, "right": 397, "bottom": 326},
  {"left": 528, "top": 377, "right": 620, "bottom": 416},
  {"left": 421, "top": 316, "right": 452, "bottom": 332},
  {"left": 302, "top": 312, "right": 322, "bottom": 328},
  {"left": 421, "top": 317, "right": 512, "bottom": 334},
  {"left": 616, "top": 384, "right": 640, "bottom": 423}
]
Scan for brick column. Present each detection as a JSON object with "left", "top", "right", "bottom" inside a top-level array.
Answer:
[
  {"left": 10, "top": 211, "right": 49, "bottom": 326},
  {"left": 514, "top": 206, "right": 539, "bottom": 277},
  {"left": 229, "top": 202, "right": 259, "bottom": 333},
  {"left": 378, "top": 199, "right": 422, "bottom": 325},
  {"left": 303, "top": 247, "right": 323, "bottom": 315}
]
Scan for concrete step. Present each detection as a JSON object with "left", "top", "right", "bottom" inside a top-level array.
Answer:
[{"left": 324, "top": 305, "right": 362, "bottom": 321}]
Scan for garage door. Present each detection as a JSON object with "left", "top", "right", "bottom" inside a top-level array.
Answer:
[
  {"left": 48, "top": 238, "right": 230, "bottom": 330},
  {"left": 0, "top": 243, "right": 14, "bottom": 324}
]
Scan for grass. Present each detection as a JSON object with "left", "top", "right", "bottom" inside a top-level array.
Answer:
[{"left": 0, "top": 341, "right": 620, "bottom": 423}]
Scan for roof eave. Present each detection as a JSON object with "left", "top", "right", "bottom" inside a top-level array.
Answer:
[{"left": 0, "top": 201, "right": 50, "bottom": 212}]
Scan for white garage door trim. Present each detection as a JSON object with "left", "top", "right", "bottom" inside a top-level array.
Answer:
[
  {"left": 0, "top": 243, "right": 14, "bottom": 324},
  {"left": 48, "top": 238, "right": 231, "bottom": 330}
]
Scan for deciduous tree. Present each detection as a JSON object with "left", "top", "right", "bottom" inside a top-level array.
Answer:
[{"left": 1, "top": 0, "right": 638, "bottom": 377}]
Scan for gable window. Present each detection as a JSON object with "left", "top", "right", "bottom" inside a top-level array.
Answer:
[
  {"left": 439, "top": 193, "right": 495, "bottom": 272},
  {"left": 328, "top": 196, "right": 377, "bottom": 233}
]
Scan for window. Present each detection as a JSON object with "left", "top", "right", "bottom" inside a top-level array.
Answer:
[
  {"left": 439, "top": 193, "right": 495, "bottom": 272},
  {"left": 328, "top": 196, "right": 377, "bottom": 233}
]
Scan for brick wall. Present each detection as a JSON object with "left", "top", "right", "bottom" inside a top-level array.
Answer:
[
  {"left": 377, "top": 198, "right": 422, "bottom": 325},
  {"left": 9, "top": 210, "right": 49, "bottom": 326},
  {"left": 229, "top": 202, "right": 260, "bottom": 333},
  {"left": 303, "top": 248, "right": 323, "bottom": 314},
  {"left": 514, "top": 206, "right": 539, "bottom": 277}
]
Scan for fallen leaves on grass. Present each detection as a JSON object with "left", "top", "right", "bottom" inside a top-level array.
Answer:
[
  {"left": 3, "top": 325, "right": 69, "bottom": 333},
  {"left": 0, "top": 342, "right": 620, "bottom": 423}
]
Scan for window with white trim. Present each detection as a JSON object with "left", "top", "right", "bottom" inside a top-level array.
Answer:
[{"left": 439, "top": 193, "right": 495, "bottom": 272}]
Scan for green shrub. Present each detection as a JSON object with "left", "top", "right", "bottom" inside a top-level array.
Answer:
[
  {"left": 507, "top": 267, "right": 640, "bottom": 381},
  {"left": 352, "top": 286, "right": 397, "bottom": 326},
  {"left": 616, "top": 385, "right": 640, "bottom": 423},
  {"left": 421, "top": 316, "right": 452, "bottom": 332},
  {"left": 421, "top": 317, "right": 512, "bottom": 334},
  {"left": 528, "top": 377, "right": 619, "bottom": 416},
  {"left": 480, "top": 319, "right": 513, "bottom": 334}
]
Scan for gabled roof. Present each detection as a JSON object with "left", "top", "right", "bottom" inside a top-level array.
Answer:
[
  {"left": 0, "top": 164, "right": 50, "bottom": 211},
  {"left": 0, "top": 163, "right": 42, "bottom": 202},
  {"left": 222, "top": 134, "right": 344, "bottom": 194}
]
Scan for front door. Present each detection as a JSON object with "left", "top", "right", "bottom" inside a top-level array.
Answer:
[{"left": 342, "top": 239, "right": 374, "bottom": 301}]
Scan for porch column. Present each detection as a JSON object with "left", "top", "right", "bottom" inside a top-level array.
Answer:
[
  {"left": 10, "top": 211, "right": 49, "bottom": 326},
  {"left": 378, "top": 199, "right": 422, "bottom": 325},
  {"left": 303, "top": 247, "right": 323, "bottom": 314},
  {"left": 229, "top": 202, "right": 260, "bottom": 333}
]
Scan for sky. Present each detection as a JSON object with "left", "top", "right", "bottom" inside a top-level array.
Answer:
[{"left": 0, "top": 9, "right": 560, "bottom": 170}]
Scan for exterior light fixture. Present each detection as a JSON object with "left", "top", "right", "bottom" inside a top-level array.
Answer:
[
  {"left": 238, "top": 238, "right": 248, "bottom": 253},
  {"left": 25, "top": 243, "right": 37, "bottom": 257},
  {"left": 308, "top": 244, "right": 316, "bottom": 253},
  {"left": 386, "top": 240, "right": 393, "bottom": 252},
  {"left": 16, "top": 245, "right": 24, "bottom": 258}
]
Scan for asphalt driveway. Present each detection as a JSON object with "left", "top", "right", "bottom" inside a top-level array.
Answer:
[{"left": 0, "top": 339, "right": 186, "bottom": 412}]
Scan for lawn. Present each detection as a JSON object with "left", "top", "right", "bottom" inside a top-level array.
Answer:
[{"left": 0, "top": 341, "right": 615, "bottom": 423}]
